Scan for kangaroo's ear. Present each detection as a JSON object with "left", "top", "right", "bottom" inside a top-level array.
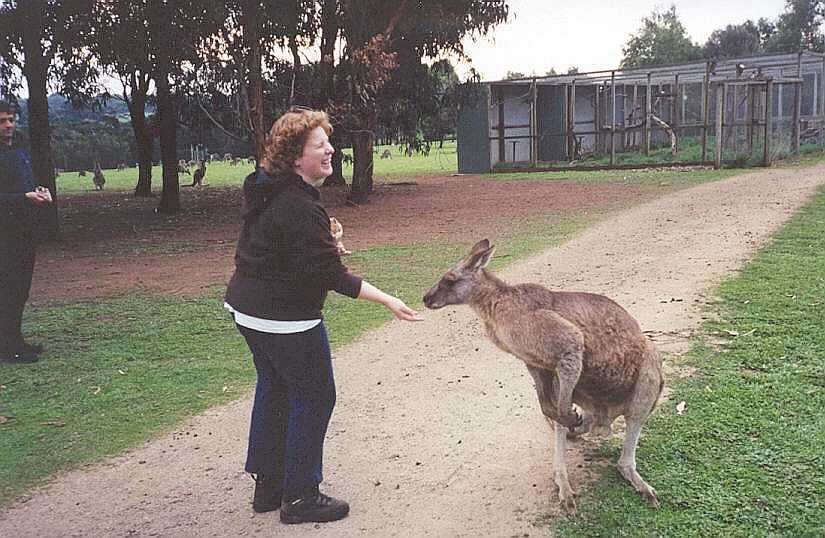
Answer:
[
  {"left": 467, "top": 245, "right": 495, "bottom": 272},
  {"left": 469, "top": 239, "right": 491, "bottom": 255}
]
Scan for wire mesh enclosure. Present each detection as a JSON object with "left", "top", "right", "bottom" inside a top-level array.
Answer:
[{"left": 456, "top": 51, "right": 825, "bottom": 173}]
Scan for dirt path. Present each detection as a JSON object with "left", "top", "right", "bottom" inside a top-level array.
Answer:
[{"left": 2, "top": 165, "right": 824, "bottom": 537}]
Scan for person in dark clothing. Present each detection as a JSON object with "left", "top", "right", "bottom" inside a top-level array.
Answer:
[
  {"left": 225, "top": 107, "right": 422, "bottom": 525},
  {"left": 0, "top": 100, "right": 52, "bottom": 364}
]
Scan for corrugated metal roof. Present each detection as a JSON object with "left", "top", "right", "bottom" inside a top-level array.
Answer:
[{"left": 486, "top": 50, "right": 824, "bottom": 87}]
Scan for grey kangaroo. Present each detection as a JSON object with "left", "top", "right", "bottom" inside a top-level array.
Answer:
[{"left": 423, "top": 239, "right": 664, "bottom": 515}]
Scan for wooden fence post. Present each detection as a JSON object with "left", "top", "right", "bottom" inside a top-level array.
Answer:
[
  {"left": 765, "top": 80, "right": 773, "bottom": 166},
  {"left": 497, "top": 88, "right": 505, "bottom": 163},
  {"left": 715, "top": 83, "right": 725, "bottom": 169},
  {"left": 673, "top": 74, "right": 680, "bottom": 153},
  {"left": 610, "top": 71, "right": 616, "bottom": 165},
  {"left": 793, "top": 80, "right": 802, "bottom": 155},
  {"left": 701, "top": 62, "right": 711, "bottom": 162},
  {"left": 531, "top": 78, "right": 538, "bottom": 166},
  {"left": 569, "top": 80, "right": 577, "bottom": 159},
  {"left": 645, "top": 73, "right": 652, "bottom": 155},
  {"left": 594, "top": 84, "right": 601, "bottom": 153}
]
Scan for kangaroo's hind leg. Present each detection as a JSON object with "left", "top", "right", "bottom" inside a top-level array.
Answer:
[{"left": 617, "top": 346, "right": 663, "bottom": 507}]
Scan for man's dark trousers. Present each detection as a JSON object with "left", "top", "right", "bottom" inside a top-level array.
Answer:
[{"left": 0, "top": 237, "right": 35, "bottom": 353}]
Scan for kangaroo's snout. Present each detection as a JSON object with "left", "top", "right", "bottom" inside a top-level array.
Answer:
[{"left": 422, "top": 288, "right": 441, "bottom": 309}]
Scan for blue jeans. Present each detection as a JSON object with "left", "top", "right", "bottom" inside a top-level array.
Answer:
[{"left": 237, "top": 322, "right": 336, "bottom": 498}]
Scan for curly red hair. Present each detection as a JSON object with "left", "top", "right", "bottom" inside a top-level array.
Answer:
[{"left": 260, "top": 108, "right": 333, "bottom": 176}]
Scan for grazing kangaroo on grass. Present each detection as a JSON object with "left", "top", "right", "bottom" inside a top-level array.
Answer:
[{"left": 423, "top": 239, "right": 664, "bottom": 515}]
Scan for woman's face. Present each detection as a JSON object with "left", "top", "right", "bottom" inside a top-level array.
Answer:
[{"left": 294, "top": 126, "right": 334, "bottom": 186}]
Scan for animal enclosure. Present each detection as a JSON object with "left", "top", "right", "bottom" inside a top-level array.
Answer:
[{"left": 457, "top": 51, "right": 825, "bottom": 172}]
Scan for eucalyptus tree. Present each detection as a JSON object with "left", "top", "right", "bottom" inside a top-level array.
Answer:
[
  {"left": 620, "top": 5, "right": 702, "bottom": 69},
  {"left": 764, "top": 0, "right": 825, "bottom": 53},
  {"left": 189, "top": 1, "right": 317, "bottom": 162},
  {"left": 336, "top": 0, "right": 509, "bottom": 202},
  {"left": 88, "top": 1, "right": 159, "bottom": 197},
  {"left": 703, "top": 21, "right": 765, "bottom": 59},
  {"left": 0, "top": 0, "right": 92, "bottom": 238},
  {"left": 146, "top": 0, "right": 216, "bottom": 214}
]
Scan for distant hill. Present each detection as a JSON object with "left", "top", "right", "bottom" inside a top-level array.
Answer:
[{"left": 17, "top": 94, "right": 149, "bottom": 124}]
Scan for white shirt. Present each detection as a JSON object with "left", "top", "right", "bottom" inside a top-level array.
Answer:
[{"left": 224, "top": 302, "right": 321, "bottom": 334}]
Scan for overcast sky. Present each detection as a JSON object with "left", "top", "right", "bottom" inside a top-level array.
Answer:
[{"left": 458, "top": 0, "right": 790, "bottom": 80}]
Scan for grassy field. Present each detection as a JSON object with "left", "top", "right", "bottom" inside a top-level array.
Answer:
[
  {"left": 552, "top": 185, "right": 825, "bottom": 537},
  {"left": 2, "top": 149, "right": 823, "bottom": 528},
  {"left": 53, "top": 141, "right": 459, "bottom": 194},
  {"left": 0, "top": 162, "right": 738, "bottom": 507}
]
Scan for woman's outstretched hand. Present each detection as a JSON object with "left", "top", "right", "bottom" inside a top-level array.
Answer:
[{"left": 385, "top": 296, "right": 424, "bottom": 321}]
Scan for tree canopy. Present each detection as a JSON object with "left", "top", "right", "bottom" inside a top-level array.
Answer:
[
  {"left": 764, "top": 0, "right": 825, "bottom": 52},
  {"left": 620, "top": 5, "right": 702, "bottom": 69},
  {"left": 703, "top": 20, "right": 766, "bottom": 59}
]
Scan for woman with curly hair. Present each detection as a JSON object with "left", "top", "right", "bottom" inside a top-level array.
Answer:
[{"left": 225, "top": 107, "right": 422, "bottom": 525}]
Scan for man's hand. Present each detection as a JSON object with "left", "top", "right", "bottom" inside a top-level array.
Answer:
[{"left": 26, "top": 186, "right": 52, "bottom": 204}]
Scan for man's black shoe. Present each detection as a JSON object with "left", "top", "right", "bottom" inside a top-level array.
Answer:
[
  {"left": 22, "top": 342, "right": 43, "bottom": 354},
  {"left": 280, "top": 491, "right": 350, "bottom": 524},
  {"left": 0, "top": 351, "right": 39, "bottom": 364},
  {"left": 251, "top": 474, "right": 282, "bottom": 513}
]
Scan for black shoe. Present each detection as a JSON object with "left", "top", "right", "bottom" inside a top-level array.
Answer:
[
  {"left": 0, "top": 351, "right": 39, "bottom": 364},
  {"left": 280, "top": 491, "right": 350, "bottom": 524},
  {"left": 22, "top": 342, "right": 43, "bottom": 355},
  {"left": 251, "top": 474, "right": 283, "bottom": 513}
]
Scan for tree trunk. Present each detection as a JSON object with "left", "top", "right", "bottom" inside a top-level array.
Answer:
[
  {"left": 318, "top": 0, "right": 344, "bottom": 188},
  {"left": 128, "top": 90, "right": 154, "bottom": 197},
  {"left": 349, "top": 130, "right": 374, "bottom": 203},
  {"left": 319, "top": 0, "right": 338, "bottom": 105},
  {"left": 21, "top": 2, "right": 58, "bottom": 239},
  {"left": 242, "top": 1, "right": 265, "bottom": 162},
  {"left": 155, "top": 71, "right": 179, "bottom": 214}
]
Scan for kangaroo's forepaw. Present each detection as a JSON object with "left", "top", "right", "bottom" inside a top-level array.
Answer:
[{"left": 559, "top": 409, "right": 583, "bottom": 432}]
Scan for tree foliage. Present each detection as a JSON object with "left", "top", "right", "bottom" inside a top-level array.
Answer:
[
  {"left": 620, "top": 5, "right": 702, "bottom": 69},
  {"left": 703, "top": 20, "right": 766, "bottom": 59},
  {"left": 763, "top": 0, "right": 825, "bottom": 52},
  {"left": 335, "top": 0, "right": 509, "bottom": 202}
]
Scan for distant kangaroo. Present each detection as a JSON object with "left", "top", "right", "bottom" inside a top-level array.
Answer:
[
  {"left": 92, "top": 162, "right": 106, "bottom": 191},
  {"left": 423, "top": 239, "right": 664, "bottom": 515},
  {"left": 190, "top": 160, "right": 207, "bottom": 187}
]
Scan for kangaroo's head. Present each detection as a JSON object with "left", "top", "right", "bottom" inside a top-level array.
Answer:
[{"left": 423, "top": 239, "right": 495, "bottom": 309}]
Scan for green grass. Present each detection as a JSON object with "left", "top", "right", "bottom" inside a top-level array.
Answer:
[
  {"left": 0, "top": 158, "right": 808, "bottom": 509},
  {"left": 54, "top": 141, "right": 458, "bottom": 194},
  {"left": 553, "top": 185, "right": 825, "bottom": 537},
  {"left": 490, "top": 166, "right": 742, "bottom": 186},
  {"left": 0, "top": 204, "right": 600, "bottom": 506}
]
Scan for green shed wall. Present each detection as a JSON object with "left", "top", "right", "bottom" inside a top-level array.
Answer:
[{"left": 456, "top": 86, "right": 491, "bottom": 173}]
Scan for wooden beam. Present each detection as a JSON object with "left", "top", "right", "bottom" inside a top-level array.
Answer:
[
  {"left": 531, "top": 78, "right": 538, "bottom": 166},
  {"left": 644, "top": 73, "right": 652, "bottom": 155},
  {"left": 765, "top": 80, "right": 773, "bottom": 166},
  {"left": 594, "top": 84, "right": 601, "bottom": 153},
  {"left": 610, "top": 71, "right": 617, "bottom": 165},
  {"left": 715, "top": 83, "right": 725, "bottom": 169},
  {"left": 673, "top": 74, "right": 680, "bottom": 153},
  {"left": 792, "top": 53, "right": 802, "bottom": 154},
  {"left": 497, "top": 90, "right": 505, "bottom": 163},
  {"left": 632, "top": 85, "right": 638, "bottom": 148},
  {"left": 569, "top": 80, "right": 577, "bottom": 159},
  {"left": 792, "top": 80, "right": 802, "bottom": 154},
  {"left": 701, "top": 61, "right": 711, "bottom": 161}
]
